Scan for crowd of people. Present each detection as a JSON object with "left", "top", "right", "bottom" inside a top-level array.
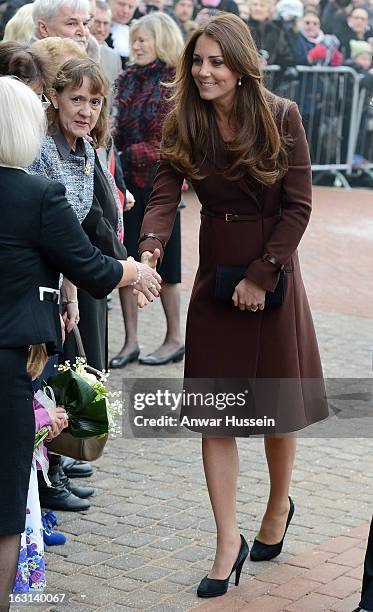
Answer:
[
  {"left": 1, "top": 0, "right": 373, "bottom": 180},
  {"left": 0, "top": 1, "right": 372, "bottom": 611}
]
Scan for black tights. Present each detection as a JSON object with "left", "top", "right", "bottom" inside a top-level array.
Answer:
[{"left": 0, "top": 533, "right": 20, "bottom": 611}]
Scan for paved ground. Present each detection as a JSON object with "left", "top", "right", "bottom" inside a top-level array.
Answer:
[{"left": 13, "top": 186, "right": 373, "bottom": 611}]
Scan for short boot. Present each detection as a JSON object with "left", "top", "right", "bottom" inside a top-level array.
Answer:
[
  {"left": 38, "top": 459, "right": 90, "bottom": 512},
  {"left": 59, "top": 465, "right": 95, "bottom": 499}
]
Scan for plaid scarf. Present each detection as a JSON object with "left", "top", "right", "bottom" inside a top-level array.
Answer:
[{"left": 114, "top": 60, "right": 175, "bottom": 189}]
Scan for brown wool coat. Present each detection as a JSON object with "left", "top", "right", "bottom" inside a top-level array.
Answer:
[{"left": 139, "top": 98, "right": 328, "bottom": 433}]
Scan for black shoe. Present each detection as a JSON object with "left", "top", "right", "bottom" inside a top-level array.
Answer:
[
  {"left": 59, "top": 465, "right": 95, "bottom": 499},
  {"left": 250, "top": 497, "right": 294, "bottom": 562},
  {"left": 61, "top": 457, "right": 93, "bottom": 478},
  {"left": 109, "top": 348, "right": 140, "bottom": 369},
  {"left": 139, "top": 346, "right": 185, "bottom": 366},
  {"left": 197, "top": 535, "right": 249, "bottom": 598},
  {"left": 38, "top": 465, "right": 90, "bottom": 512}
]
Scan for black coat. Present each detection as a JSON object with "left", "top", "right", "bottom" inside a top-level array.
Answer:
[
  {"left": 360, "top": 516, "right": 373, "bottom": 609},
  {"left": 0, "top": 167, "right": 122, "bottom": 354},
  {"left": 195, "top": 0, "right": 239, "bottom": 15},
  {"left": 62, "top": 156, "right": 127, "bottom": 370},
  {"left": 248, "top": 19, "right": 296, "bottom": 66},
  {"left": 334, "top": 23, "right": 373, "bottom": 58}
]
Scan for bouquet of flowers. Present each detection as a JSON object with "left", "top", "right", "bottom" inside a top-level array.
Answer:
[{"left": 35, "top": 358, "right": 121, "bottom": 449}]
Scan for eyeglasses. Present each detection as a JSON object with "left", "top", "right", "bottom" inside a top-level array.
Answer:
[
  {"left": 94, "top": 19, "right": 111, "bottom": 26},
  {"left": 9, "top": 76, "right": 51, "bottom": 109},
  {"left": 39, "top": 92, "right": 51, "bottom": 110}
]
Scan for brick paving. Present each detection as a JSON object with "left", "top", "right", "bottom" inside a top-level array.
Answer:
[{"left": 12, "top": 186, "right": 373, "bottom": 611}]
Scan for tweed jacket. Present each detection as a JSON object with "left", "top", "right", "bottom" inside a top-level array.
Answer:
[{"left": 28, "top": 135, "right": 95, "bottom": 223}]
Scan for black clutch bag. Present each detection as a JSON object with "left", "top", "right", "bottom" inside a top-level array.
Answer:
[{"left": 215, "top": 265, "right": 286, "bottom": 306}]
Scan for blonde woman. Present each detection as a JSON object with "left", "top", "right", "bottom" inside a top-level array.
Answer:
[
  {"left": 32, "top": 36, "right": 87, "bottom": 76},
  {"left": 3, "top": 4, "right": 34, "bottom": 44},
  {"left": 111, "top": 12, "right": 186, "bottom": 368}
]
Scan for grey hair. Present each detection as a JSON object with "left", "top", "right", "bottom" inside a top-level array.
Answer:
[
  {"left": 0, "top": 76, "right": 46, "bottom": 167},
  {"left": 32, "top": 0, "right": 91, "bottom": 24},
  {"left": 96, "top": 0, "right": 111, "bottom": 12}
]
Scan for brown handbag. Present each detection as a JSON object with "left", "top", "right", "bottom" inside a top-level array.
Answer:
[{"left": 46, "top": 326, "right": 108, "bottom": 461}]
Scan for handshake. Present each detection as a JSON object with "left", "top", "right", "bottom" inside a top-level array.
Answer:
[{"left": 123, "top": 248, "right": 162, "bottom": 309}]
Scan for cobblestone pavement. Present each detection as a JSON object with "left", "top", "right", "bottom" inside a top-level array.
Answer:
[{"left": 13, "top": 187, "right": 373, "bottom": 611}]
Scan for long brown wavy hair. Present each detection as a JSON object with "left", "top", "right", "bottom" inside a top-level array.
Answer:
[{"left": 161, "top": 13, "right": 290, "bottom": 185}]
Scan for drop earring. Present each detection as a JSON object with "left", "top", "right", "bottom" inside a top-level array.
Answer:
[{"left": 238, "top": 78, "right": 242, "bottom": 86}]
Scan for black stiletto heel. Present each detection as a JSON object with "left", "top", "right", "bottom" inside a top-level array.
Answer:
[
  {"left": 250, "top": 496, "right": 295, "bottom": 562},
  {"left": 234, "top": 556, "right": 246, "bottom": 586},
  {"left": 197, "top": 534, "right": 249, "bottom": 598}
]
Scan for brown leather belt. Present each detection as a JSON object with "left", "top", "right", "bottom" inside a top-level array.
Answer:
[{"left": 200, "top": 207, "right": 279, "bottom": 222}]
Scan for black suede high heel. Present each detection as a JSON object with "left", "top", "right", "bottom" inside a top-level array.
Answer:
[
  {"left": 197, "top": 534, "right": 249, "bottom": 598},
  {"left": 250, "top": 496, "right": 295, "bottom": 562}
]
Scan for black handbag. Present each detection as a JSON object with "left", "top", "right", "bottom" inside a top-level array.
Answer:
[{"left": 215, "top": 265, "right": 286, "bottom": 306}]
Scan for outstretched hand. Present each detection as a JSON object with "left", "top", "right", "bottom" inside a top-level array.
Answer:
[
  {"left": 133, "top": 249, "right": 162, "bottom": 308},
  {"left": 141, "top": 248, "right": 161, "bottom": 269}
]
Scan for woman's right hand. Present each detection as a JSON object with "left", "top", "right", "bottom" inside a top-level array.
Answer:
[
  {"left": 47, "top": 407, "right": 69, "bottom": 438},
  {"left": 133, "top": 260, "right": 162, "bottom": 302},
  {"left": 135, "top": 249, "right": 162, "bottom": 307},
  {"left": 141, "top": 249, "right": 161, "bottom": 269},
  {"left": 118, "top": 257, "right": 162, "bottom": 302}
]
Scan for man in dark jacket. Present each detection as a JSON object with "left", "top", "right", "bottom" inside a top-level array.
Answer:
[{"left": 106, "top": 0, "right": 138, "bottom": 68}]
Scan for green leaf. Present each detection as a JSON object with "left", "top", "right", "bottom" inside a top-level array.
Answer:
[{"left": 46, "top": 370, "right": 109, "bottom": 438}]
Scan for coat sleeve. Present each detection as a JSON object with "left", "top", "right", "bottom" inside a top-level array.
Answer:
[
  {"left": 38, "top": 181, "right": 123, "bottom": 298},
  {"left": 138, "top": 160, "right": 183, "bottom": 261},
  {"left": 81, "top": 193, "right": 127, "bottom": 260},
  {"left": 245, "top": 102, "right": 312, "bottom": 292},
  {"left": 33, "top": 398, "right": 52, "bottom": 432}
]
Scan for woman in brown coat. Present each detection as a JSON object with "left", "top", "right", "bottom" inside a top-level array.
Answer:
[{"left": 139, "top": 13, "right": 328, "bottom": 598}]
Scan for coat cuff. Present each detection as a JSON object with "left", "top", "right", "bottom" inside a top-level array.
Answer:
[
  {"left": 245, "top": 259, "right": 281, "bottom": 292},
  {"left": 138, "top": 237, "right": 165, "bottom": 262}
]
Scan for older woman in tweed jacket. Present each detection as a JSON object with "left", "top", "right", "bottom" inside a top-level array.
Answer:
[{"left": 29, "top": 58, "right": 126, "bottom": 371}]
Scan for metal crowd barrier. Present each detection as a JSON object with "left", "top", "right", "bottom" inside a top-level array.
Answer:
[
  {"left": 264, "top": 65, "right": 361, "bottom": 188},
  {"left": 351, "top": 86, "right": 373, "bottom": 177}
]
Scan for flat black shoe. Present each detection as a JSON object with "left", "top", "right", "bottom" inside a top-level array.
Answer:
[
  {"left": 59, "top": 466, "right": 95, "bottom": 499},
  {"left": 61, "top": 457, "right": 93, "bottom": 479},
  {"left": 109, "top": 348, "right": 140, "bottom": 369},
  {"left": 139, "top": 346, "right": 185, "bottom": 366},
  {"left": 197, "top": 534, "right": 249, "bottom": 598},
  {"left": 250, "top": 497, "right": 294, "bottom": 562}
]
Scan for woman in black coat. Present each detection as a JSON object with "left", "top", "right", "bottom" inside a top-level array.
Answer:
[
  {"left": 0, "top": 75, "right": 161, "bottom": 606},
  {"left": 247, "top": 0, "right": 296, "bottom": 66}
]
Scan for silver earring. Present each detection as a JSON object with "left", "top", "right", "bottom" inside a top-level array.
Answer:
[{"left": 238, "top": 78, "right": 242, "bottom": 86}]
